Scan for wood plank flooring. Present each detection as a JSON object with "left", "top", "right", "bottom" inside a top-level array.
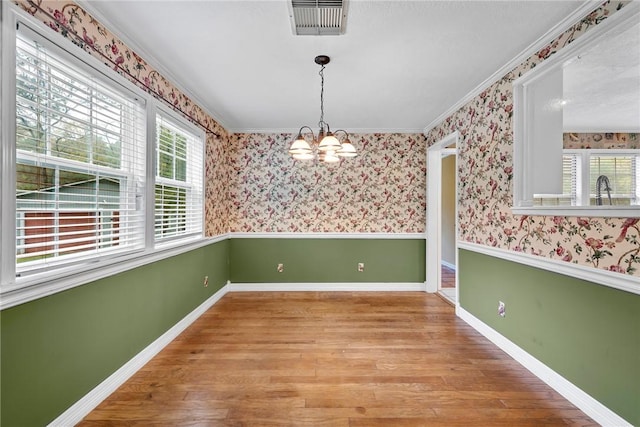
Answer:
[
  {"left": 440, "top": 265, "right": 455, "bottom": 288},
  {"left": 79, "top": 292, "right": 596, "bottom": 426}
]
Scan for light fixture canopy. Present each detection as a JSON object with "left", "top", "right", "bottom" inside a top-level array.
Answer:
[{"left": 289, "top": 55, "right": 357, "bottom": 162}]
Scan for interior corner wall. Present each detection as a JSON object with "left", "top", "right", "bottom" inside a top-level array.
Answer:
[
  {"left": 424, "top": 0, "right": 640, "bottom": 275},
  {"left": 421, "top": 1, "right": 639, "bottom": 424},
  {"left": 0, "top": 240, "right": 229, "bottom": 427},
  {"left": 459, "top": 249, "right": 640, "bottom": 425}
]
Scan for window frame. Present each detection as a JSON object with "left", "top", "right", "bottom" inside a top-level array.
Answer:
[
  {"left": 533, "top": 149, "right": 640, "bottom": 208},
  {"left": 14, "top": 27, "right": 148, "bottom": 275},
  {"left": 0, "top": 5, "right": 209, "bottom": 308},
  {"left": 512, "top": 1, "right": 640, "bottom": 218},
  {"left": 154, "top": 108, "right": 205, "bottom": 244}
]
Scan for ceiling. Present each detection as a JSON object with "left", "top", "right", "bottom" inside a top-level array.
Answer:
[
  {"left": 563, "top": 20, "right": 640, "bottom": 132},
  {"left": 81, "top": 0, "right": 585, "bottom": 133}
]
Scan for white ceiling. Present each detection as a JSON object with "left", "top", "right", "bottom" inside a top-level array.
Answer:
[
  {"left": 81, "top": 0, "right": 585, "bottom": 133},
  {"left": 563, "top": 20, "right": 640, "bottom": 132}
]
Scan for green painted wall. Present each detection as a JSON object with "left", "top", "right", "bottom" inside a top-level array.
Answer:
[
  {"left": 0, "top": 240, "right": 229, "bottom": 427},
  {"left": 230, "top": 238, "right": 425, "bottom": 284},
  {"left": 459, "top": 249, "right": 640, "bottom": 425}
]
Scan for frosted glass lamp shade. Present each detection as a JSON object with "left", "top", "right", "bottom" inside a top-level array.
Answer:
[
  {"left": 336, "top": 139, "right": 357, "bottom": 157},
  {"left": 322, "top": 150, "right": 340, "bottom": 163},
  {"left": 289, "top": 135, "right": 312, "bottom": 154},
  {"left": 318, "top": 132, "right": 341, "bottom": 151},
  {"left": 292, "top": 152, "right": 314, "bottom": 160}
]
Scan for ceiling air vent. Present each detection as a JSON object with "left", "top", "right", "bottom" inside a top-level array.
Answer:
[{"left": 289, "top": 0, "right": 348, "bottom": 36}]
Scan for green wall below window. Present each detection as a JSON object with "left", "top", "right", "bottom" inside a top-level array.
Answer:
[
  {"left": 458, "top": 249, "right": 640, "bottom": 426},
  {"left": 0, "top": 240, "right": 229, "bottom": 427},
  {"left": 4, "top": 241, "right": 636, "bottom": 426},
  {"left": 229, "top": 238, "right": 426, "bottom": 284}
]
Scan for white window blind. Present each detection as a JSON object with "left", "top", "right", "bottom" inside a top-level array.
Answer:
[
  {"left": 15, "top": 28, "right": 146, "bottom": 275},
  {"left": 154, "top": 114, "right": 203, "bottom": 241}
]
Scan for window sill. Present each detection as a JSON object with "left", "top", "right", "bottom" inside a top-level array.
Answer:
[
  {"left": 0, "top": 234, "right": 228, "bottom": 310},
  {"left": 512, "top": 205, "right": 640, "bottom": 218}
]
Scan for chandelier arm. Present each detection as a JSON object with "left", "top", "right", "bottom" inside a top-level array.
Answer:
[{"left": 297, "top": 125, "right": 316, "bottom": 137}]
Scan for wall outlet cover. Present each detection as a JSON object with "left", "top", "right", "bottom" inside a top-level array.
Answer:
[{"left": 498, "top": 301, "right": 506, "bottom": 317}]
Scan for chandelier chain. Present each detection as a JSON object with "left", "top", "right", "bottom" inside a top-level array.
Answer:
[{"left": 318, "top": 64, "right": 325, "bottom": 129}]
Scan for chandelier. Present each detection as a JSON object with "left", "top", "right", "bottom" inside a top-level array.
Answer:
[{"left": 288, "top": 55, "right": 357, "bottom": 162}]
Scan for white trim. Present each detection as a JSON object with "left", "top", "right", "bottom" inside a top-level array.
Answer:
[
  {"left": 441, "top": 260, "right": 456, "bottom": 271},
  {"left": 47, "top": 284, "right": 230, "bottom": 427},
  {"left": 233, "top": 128, "right": 426, "bottom": 135},
  {"left": 511, "top": 205, "right": 640, "bottom": 218},
  {"left": 227, "top": 282, "right": 425, "bottom": 292},
  {"left": 512, "top": 2, "right": 640, "bottom": 217},
  {"left": 423, "top": 1, "right": 600, "bottom": 135},
  {"left": 1, "top": 234, "right": 229, "bottom": 310},
  {"left": 426, "top": 131, "right": 459, "bottom": 294},
  {"left": 458, "top": 241, "right": 640, "bottom": 295},
  {"left": 1, "top": 1, "right": 19, "bottom": 287},
  {"left": 229, "top": 232, "right": 426, "bottom": 240},
  {"left": 457, "top": 307, "right": 632, "bottom": 427}
]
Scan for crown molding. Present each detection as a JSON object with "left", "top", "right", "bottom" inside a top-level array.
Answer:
[
  {"left": 423, "top": 0, "right": 603, "bottom": 136},
  {"left": 231, "top": 127, "right": 427, "bottom": 135},
  {"left": 75, "top": 0, "right": 231, "bottom": 132}
]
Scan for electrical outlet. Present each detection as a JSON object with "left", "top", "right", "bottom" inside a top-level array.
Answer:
[
  {"left": 277, "top": 263, "right": 284, "bottom": 273},
  {"left": 498, "top": 301, "right": 506, "bottom": 317},
  {"left": 358, "top": 262, "right": 364, "bottom": 272},
  {"left": 203, "top": 276, "right": 209, "bottom": 287}
]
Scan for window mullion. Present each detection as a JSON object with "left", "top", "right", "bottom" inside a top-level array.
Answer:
[
  {"left": 145, "top": 103, "right": 157, "bottom": 250},
  {"left": 631, "top": 155, "right": 640, "bottom": 205},
  {"left": 1, "top": 4, "right": 18, "bottom": 286},
  {"left": 578, "top": 152, "right": 590, "bottom": 205},
  {"left": 54, "top": 166, "right": 60, "bottom": 258}
]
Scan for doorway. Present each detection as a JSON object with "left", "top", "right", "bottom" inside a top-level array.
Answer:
[{"left": 426, "top": 131, "right": 458, "bottom": 307}]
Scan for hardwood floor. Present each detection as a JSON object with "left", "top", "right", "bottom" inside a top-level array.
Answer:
[
  {"left": 440, "top": 265, "right": 455, "bottom": 289},
  {"left": 79, "top": 292, "right": 596, "bottom": 426}
]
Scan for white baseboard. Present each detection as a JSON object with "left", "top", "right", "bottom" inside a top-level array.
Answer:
[
  {"left": 457, "top": 307, "right": 631, "bottom": 427},
  {"left": 227, "top": 282, "right": 426, "bottom": 292},
  {"left": 48, "top": 285, "right": 230, "bottom": 427},
  {"left": 441, "top": 260, "right": 456, "bottom": 271}
]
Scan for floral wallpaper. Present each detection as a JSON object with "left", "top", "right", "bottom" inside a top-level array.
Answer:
[
  {"left": 228, "top": 133, "right": 426, "bottom": 233},
  {"left": 564, "top": 132, "right": 639, "bottom": 149},
  {"left": 13, "top": 0, "right": 231, "bottom": 236},
  {"left": 425, "top": 0, "right": 640, "bottom": 277},
  {"left": 13, "top": 0, "right": 640, "bottom": 276}
]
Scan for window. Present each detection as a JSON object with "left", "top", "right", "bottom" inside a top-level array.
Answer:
[
  {"left": 512, "top": 3, "right": 640, "bottom": 217},
  {"left": 154, "top": 114, "right": 204, "bottom": 241},
  {"left": 14, "top": 27, "right": 146, "bottom": 276},
  {"left": 534, "top": 150, "right": 640, "bottom": 207},
  {"left": 2, "top": 12, "right": 207, "bottom": 298},
  {"left": 589, "top": 154, "right": 638, "bottom": 205}
]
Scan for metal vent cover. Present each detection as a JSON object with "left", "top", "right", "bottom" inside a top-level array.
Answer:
[{"left": 288, "top": 0, "right": 348, "bottom": 36}]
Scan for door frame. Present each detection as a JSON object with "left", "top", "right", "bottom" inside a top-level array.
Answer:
[{"left": 426, "top": 131, "right": 459, "bottom": 301}]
